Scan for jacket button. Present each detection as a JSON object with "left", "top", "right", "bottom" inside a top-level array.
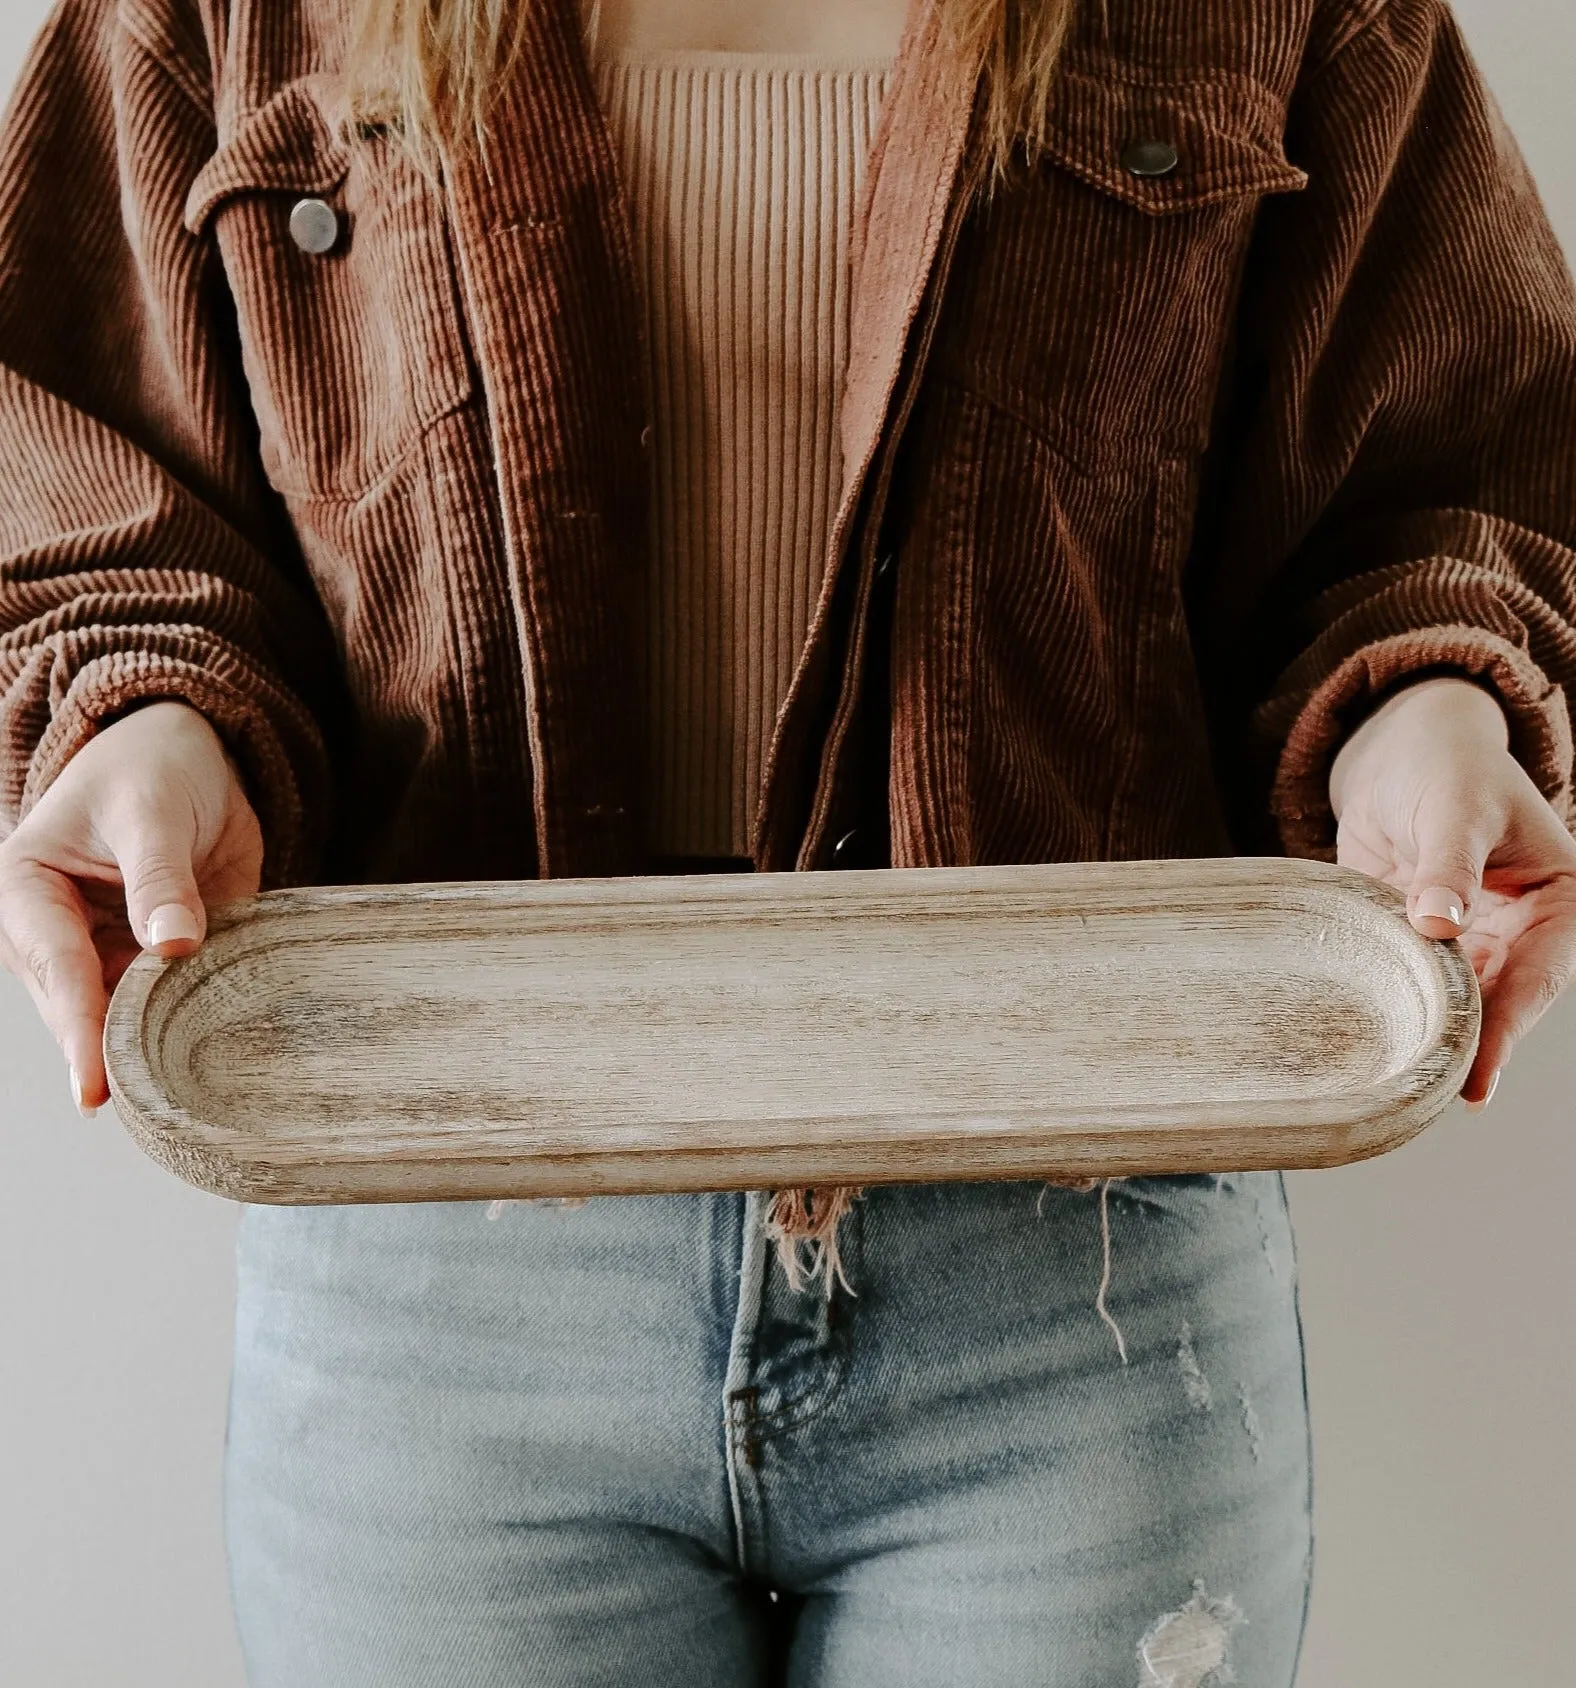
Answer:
[
  {"left": 831, "top": 827, "right": 861, "bottom": 867},
  {"left": 1120, "top": 138, "right": 1179, "bottom": 177},
  {"left": 289, "top": 197, "right": 341, "bottom": 254}
]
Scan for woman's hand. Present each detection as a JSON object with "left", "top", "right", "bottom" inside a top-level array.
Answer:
[
  {"left": 0, "top": 700, "right": 264, "bottom": 1116},
  {"left": 1329, "top": 674, "right": 1576, "bottom": 1107}
]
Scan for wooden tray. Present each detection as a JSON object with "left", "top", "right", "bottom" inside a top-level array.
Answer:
[{"left": 102, "top": 858, "right": 1480, "bottom": 1204}]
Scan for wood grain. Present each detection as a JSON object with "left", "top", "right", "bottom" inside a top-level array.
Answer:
[{"left": 102, "top": 858, "right": 1481, "bottom": 1204}]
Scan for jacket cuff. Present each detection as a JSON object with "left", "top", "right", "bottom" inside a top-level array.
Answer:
[
  {"left": 1266, "top": 626, "right": 1575, "bottom": 860},
  {"left": 11, "top": 649, "right": 329, "bottom": 889}
]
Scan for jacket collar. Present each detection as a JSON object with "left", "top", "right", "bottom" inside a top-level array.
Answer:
[
  {"left": 839, "top": 0, "right": 982, "bottom": 507},
  {"left": 441, "top": 0, "right": 653, "bottom": 876}
]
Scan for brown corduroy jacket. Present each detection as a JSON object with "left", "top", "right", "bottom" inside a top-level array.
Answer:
[{"left": 3, "top": 0, "right": 1576, "bottom": 900}]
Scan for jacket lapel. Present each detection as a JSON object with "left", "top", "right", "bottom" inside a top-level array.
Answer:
[
  {"left": 441, "top": 0, "right": 648, "bottom": 878},
  {"left": 839, "top": 0, "right": 981, "bottom": 504},
  {"left": 753, "top": 0, "right": 982, "bottom": 866}
]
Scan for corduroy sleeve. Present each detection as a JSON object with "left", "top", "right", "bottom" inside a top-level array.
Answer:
[
  {"left": 0, "top": 0, "right": 338, "bottom": 888},
  {"left": 1196, "top": 0, "right": 1576, "bottom": 859}
]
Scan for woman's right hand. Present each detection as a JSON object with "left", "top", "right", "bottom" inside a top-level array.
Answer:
[{"left": 0, "top": 699, "right": 264, "bottom": 1116}]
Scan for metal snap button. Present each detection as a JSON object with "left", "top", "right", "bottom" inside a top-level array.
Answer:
[
  {"left": 289, "top": 197, "right": 341, "bottom": 255},
  {"left": 831, "top": 827, "right": 861, "bottom": 867},
  {"left": 1120, "top": 138, "right": 1179, "bottom": 177}
]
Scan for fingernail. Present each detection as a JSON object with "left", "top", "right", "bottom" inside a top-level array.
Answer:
[
  {"left": 1464, "top": 1069, "right": 1501, "bottom": 1113},
  {"left": 70, "top": 1066, "right": 98, "bottom": 1118},
  {"left": 1415, "top": 887, "right": 1465, "bottom": 927},
  {"left": 148, "top": 904, "right": 201, "bottom": 947}
]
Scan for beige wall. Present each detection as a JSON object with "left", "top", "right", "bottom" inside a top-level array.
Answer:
[{"left": 0, "top": 4, "right": 1571, "bottom": 1684}]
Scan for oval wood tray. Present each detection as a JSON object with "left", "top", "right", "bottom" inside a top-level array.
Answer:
[{"left": 103, "top": 858, "right": 1480, "bottom": 1204}]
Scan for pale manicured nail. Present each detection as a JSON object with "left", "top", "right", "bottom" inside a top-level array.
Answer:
[
  {"left": 1415, "top": 886, "right": 1465, "bottom": 927},
  {"left": 70, "top": 1066, "right": 98, "bottom": 1118},
  {"left": 1464, "top": 1069, "right": 1501, "bottom": 1113},
  {"left": 147, "top": 904, "right": 201, "bottom": 948}
]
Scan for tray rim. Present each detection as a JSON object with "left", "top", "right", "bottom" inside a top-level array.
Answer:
[{"left": 103, "top": 856, "right": 1482, "bottom": 1204}]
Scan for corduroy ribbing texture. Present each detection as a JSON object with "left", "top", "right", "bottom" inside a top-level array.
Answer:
[
  {"left": 589, "top": 52, "right": 891, "bottom": 858},
  {"left": 3, "top": 0, "right": 1576, "bottom": 1287}
]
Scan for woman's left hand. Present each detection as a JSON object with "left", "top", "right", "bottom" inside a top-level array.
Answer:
[{"left": 1328, "top": 673, "right": 1576, "bottom": 1107}]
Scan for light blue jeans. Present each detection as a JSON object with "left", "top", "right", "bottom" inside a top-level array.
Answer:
[{"left": 225, "top": 1173, "right": 1314, "bottom": 1686}]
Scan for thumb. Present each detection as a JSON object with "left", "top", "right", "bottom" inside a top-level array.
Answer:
[
  {"left": 1406, "top": 798, "right": 1496, "bottom": 939},
  {"left": 101, "top": 790, "right": 209, "bottom": 955}
]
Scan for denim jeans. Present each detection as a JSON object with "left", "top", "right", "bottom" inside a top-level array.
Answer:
[{"left": 225, "top": 1172, "right": 1314, "bottom": 1686}]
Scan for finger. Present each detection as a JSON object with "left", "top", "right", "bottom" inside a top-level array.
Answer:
[
  {"left": 1460, "top": 1045, "right": 1501, "bottom": 1110},
  {"left": 1464, "top": 906, "right": 1576, "bottom": 1107},
  {"left": 0, "top": 856, "right": 111, "bottom": 1111},
  {"left": 1406, "top": 796, "right": 1499, "bottom": 939},
  {"left": 97, "top": 788, "right": 208, "bottom": 955}
]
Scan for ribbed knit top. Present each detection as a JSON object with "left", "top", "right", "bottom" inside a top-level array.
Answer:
[{"left": 589, "top": 50, "right": 893, "bottom": 859}]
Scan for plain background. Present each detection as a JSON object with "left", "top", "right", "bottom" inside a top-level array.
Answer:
[{"left": 1, "top": 3, "right": 1571, "bottom": 1684}]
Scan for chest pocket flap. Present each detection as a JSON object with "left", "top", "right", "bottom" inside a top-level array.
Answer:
[
  {"left": 1041, "top": 58, "right": 1310, "bottom": 214},
  {"left": 185, "top": 79, "right": 354, "bottom": 231}
]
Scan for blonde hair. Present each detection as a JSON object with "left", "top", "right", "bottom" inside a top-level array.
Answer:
[{"left": 348, "top": 0, "right": 1086, "bottom": 180}]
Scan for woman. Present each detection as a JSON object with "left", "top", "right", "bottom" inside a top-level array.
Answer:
[{"left": 2, "top": 0, "right": 1574, "bottom": 1681}]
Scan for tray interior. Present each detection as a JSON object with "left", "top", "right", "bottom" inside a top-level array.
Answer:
[{"left": 131, "top": 869, "right": 1462, "bottom": 1158}]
